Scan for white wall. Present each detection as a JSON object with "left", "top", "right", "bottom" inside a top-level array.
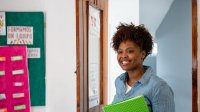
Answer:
[
  {"left": 0, "top": 0, "right": 76, "bottom": 112},
  {"left": 108, "top": 0, "right": 139, "bottom": 104},
  {"left": 139, "top": 0, "right": 174, "bottom": 35},
  {"left": 45, "top": 0, "right": 76, "bottom": 112},
  {"left": 156, "top": 0, "right": 192, "bottom": 111},
  {"left": 0, "top": 0, "right": 45, "bottom": 11}
]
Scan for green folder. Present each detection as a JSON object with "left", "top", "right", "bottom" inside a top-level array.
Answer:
[{"left": 103, "top": 95, "right": 149, "bottom": 112}]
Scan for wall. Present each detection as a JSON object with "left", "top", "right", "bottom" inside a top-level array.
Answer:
[
  {"left": 139, "top": 0, "right": 174, "bottom": 35},
  {"left": 139, "top": 0, "right": 174, "bottom": 76},
  {"left": 108, "top": 0, "right": 139, "bottom": 104},
  {"left": 0, "top": 0, "right": 45, "bottom": 11},
  {"left": 45, "top": 0, "right": 76, "bottom": 112},
  {"left": 143, "top": 55, "right": 157, "bottom": 75},
  {"left": 0, "top": 0, "right": 77, "bottom": 112},
  {"left": 156, "top": 0, "right": 192, "bottom": 111}
]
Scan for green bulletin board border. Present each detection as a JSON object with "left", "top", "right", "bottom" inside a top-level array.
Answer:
[{"left": 0, "top": 12, "right": 46, "bottom": 106}]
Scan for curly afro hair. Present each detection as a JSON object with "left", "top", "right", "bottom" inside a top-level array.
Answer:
[{"left": 111, "top": 22, "right": 153, "bottom": 58}]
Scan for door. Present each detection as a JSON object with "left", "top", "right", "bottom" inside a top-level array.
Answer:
[{"left": 76, "top": 0, "right": 108, "bottom": 112}]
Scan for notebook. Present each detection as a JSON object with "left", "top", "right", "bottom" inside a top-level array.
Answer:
[{"left": 103, "top": 95, "right": 149, "bottom": 112}]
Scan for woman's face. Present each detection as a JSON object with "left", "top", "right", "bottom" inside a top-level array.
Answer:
[{"left": 117, "top": 40, "right": 146, "bottom": 71}]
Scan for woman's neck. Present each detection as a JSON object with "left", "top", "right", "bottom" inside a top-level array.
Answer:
[{"left": 127, "top": 66, "right": 144, "bottom": 86}]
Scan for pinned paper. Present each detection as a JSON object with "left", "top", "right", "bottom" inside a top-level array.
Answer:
[
  {"left": 0, "top": 108, "right": 7, "bottom": 112},
  {"left": 0, "top": 71, "right": 5, "bottom": 76},
  {"left": 12, "top": 69, "right": 24, "bottom": 75},
  {"left": 14, "top": 104, "right": 26, "bottom": 110},
  {"left": 7, "top": 26, "right": 33, "bottom": 45},
  {"left": 13, "top": 93, "right": 24, "bottom": 98},
  {"left": 11, "top": 56, "right": 23, "bottom": 61},
  {"left": 0, "top": 12, "right": 6, "bottom": 36},
  {"left": 0, "top": 93, "right": 6, "bottom": 100},
  {"left": 14, "top": 82, "right": 24, "bottom": 87},
  {"left": 27, "top": 48, "right": 40, "bottom": 58},
  {"left": 0, "top": 57, "right": 6, "bottom": 61}
]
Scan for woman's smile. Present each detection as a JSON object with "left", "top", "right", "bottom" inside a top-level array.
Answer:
[{"left": 120, "top": 59, "right": 132, "bottom": 66}]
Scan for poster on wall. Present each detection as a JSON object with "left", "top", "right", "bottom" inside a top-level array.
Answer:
[
  {"left": 0, "top": 46, "right": 31, "bottom": 112},
  {"left": 7, "top": 26, "right": 33, "bottom": 45},
  {"left": 27, "top": 48, "right": 40, "bottom": 58},
  {"left": 88, "top": 5, "right": 101, "bottom": 108},
  {"left": 0, "top": 12, "right": 6, "bottom": 36}
]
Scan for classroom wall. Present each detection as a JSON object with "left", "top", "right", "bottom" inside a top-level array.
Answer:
[
  {"left": 108, "top": 0, "right": 139, "bottom": 104},
  {"left": 0, "top": 0, "right": 76, "bottom": 112},
  {"left": 139, "top": 0, "right": 174, "bottom": 35},
  {"left": 45, "top": 0, "right": 76, "bottom": 112},
  {"left": 0, "top": 0, "right": 45, "bottom": 11},
  {"left": 156, "top": 0, "right": 192, "bottom": 111},
  {"left": 143, "top": 55, "right": 157, "bottom": 75}
]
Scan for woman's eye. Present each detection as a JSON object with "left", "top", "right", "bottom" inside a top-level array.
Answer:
[
  {"left": 127, "top": 50, "right": 134, "bottom": 53},
  {"left": 117, "top": 50, "right": 122, "bottom": 54}
]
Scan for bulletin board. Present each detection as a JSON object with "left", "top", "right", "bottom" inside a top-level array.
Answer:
[{"left": 0, "top": 12, "right": 45, "bottom": 106}]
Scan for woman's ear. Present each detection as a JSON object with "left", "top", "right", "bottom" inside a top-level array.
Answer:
[{"left": 141, "top": 50, "right": 146, "bottom": 60}]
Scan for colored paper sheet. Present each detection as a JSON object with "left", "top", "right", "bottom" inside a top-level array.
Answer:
[
  {"left": 0, "top": 12, "right": 6, "bottom": 36},
  {"left": 0, "top": 57, "right": 6, "bottom": 61},
  {"left": 14, "top": 104, "right": 26, "bottom": 110},
  {"left": 0, "top": 71, "right": 5, "bottom": 76},
  {"left": 13, "top": 82, "right": 24, "bottom": 87},
  {"left": 0, "top": 108, "right": 7, "bottom": 112},
  {"left": 0, "top": 94, "right": 6, "bottom": 100},
  {"left": 11, "top": 56, "right": 23, "bottom": 61},
  {"left": 0, "top": 46, "right": 30, "bottom": 112}
]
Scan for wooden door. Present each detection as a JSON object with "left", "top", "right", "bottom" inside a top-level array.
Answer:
[{"left": 76, "top": 0, "right": 108, "bottom": 112}]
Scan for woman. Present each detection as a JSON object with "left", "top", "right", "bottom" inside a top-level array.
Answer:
[{"left": 111, "top": 23, "right": 175, "bottom": 112}]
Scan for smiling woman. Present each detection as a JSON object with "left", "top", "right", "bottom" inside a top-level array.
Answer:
[
  {"left": 111, "top": 23, "right": 175, "bottom": 112},
  {"left": 108, "top": 0, "right": 195, "bottom": 112}
]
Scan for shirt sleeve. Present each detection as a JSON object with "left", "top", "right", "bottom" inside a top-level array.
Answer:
[
  {"left": 152, "top": 84, "right": 175, "bottom": 112},
  {"left": 112, "top": 94, "right": 118, "bottom": 103},
  {"left": 112, "top": 76, "right": 123, "bottom": 104},
  {"left": 112, "top": 78, "right": 120, "bottom": 103}
]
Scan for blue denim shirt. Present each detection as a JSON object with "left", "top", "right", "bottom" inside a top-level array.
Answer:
[{"left": 112, "top": 66, "right": 175, "bottom": 112}]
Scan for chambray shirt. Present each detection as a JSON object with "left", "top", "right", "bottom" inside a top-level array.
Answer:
[{"left": 112, "top": 66, "right": 175, "bottom": 112}]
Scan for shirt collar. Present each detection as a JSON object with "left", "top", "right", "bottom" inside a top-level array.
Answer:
[
  {"left": 138, "top": 66, "right": 153, "bottom": 85},
  {"left": 119, "top": 66, "right": 153, "bottom": 85},
  {"left": 119, "top": 72, "right": 128, "bottom": 81}
]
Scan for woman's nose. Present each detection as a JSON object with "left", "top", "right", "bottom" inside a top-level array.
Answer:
[{"left": 121, "top": 52, "right": 128, "bottom": 58}]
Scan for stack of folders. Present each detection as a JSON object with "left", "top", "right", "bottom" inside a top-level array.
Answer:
[{"left": 103, "top": 95, "right": 149, "bottom": 112}]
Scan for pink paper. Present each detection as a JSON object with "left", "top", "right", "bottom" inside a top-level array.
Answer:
[{"left": 0, "top": 46, "right": 30, "bottom": 112}]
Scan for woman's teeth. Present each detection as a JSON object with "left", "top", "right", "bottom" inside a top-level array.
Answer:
[{"left": 122, "top": 61, "right": 129, "bottom": 65}]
